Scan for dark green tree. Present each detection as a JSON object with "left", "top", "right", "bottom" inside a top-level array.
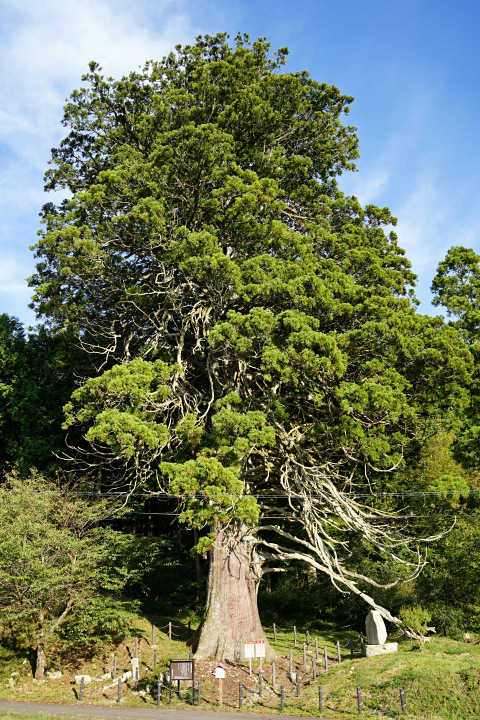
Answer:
[
  {"left": 432, "top": 246, "right": 480, "bottom": 470},
  {"left": 30, "top": 34, "right": 470, "bottom": 659},
  {"left": 0, "top": 315, "right": 77, "bottom": 474}
]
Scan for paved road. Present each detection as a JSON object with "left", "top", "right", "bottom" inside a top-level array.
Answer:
[{"left": 0, "top": 700, "right": 339, "bottom": 720}]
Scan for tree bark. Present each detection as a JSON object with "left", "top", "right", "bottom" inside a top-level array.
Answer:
[
  {"left": 193, "top": 525, "right": 274, "bottom": 661},
  {"left": 35, "top": 612, "right": 46, "bottom": 681}
]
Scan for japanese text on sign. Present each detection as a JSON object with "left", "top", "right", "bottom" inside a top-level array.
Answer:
[
  {"left": 244, "top": 641, "right": 255, "bottom": 658},
  {"left": 255, "top": 640, "right": 266, "bottom": 657},
  {"left": 170, "top": 660, "right": 194, "bottom": 681}
]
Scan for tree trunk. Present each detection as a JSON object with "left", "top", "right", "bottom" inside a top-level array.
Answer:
[
  {"left": 35, "top": 613, "right": 46, "bottom": 681},
  {"left": 193, "top": 525, "right": 274, "bottom": 661}
]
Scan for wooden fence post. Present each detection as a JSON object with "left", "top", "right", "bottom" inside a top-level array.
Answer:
[{"left": 357, "top": 687, "right": 362, "bottom": 715}]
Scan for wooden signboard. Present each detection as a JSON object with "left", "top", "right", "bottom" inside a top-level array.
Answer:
[
  {"left": 169, "top": 659, "right": 195, "bottom": 706},
  {"left": 170, "top": 660, "right": 194, "bottom": 681}
]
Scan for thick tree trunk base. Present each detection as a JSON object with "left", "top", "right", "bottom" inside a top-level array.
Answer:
[{"left": 193, "top": 527, "right": 274, "bottom": 662}]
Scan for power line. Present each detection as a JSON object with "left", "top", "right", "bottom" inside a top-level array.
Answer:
[{"left": 0, "top": 489, "right": 476, "bottom": 499}]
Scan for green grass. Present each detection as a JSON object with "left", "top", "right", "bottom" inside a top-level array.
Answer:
[{"left": 1, "top": 615, "right": 480, "bottom": 719}]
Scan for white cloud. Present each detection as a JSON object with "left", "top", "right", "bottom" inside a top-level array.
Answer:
[
  {"left": 0, "top": 0, "right": 200, "bottom": 325},
  {"left": 1, "top": 0, "right": 197, "bottom": 168}
]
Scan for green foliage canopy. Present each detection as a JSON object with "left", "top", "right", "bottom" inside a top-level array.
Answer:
[
  {"left": 0, "top": 472, "right": 140, "bottom": 678},
  {"left": 29, "top": 34, "right": 471, "bottom": 616}
]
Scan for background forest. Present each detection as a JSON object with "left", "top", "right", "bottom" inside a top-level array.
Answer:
[{"left": 1, "top": 34, "right": 480, "bottom": 685}]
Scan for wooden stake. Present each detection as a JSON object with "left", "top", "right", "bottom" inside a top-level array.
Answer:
[{"left": 357, "top": 686, "right": 362, "bottom": 715}]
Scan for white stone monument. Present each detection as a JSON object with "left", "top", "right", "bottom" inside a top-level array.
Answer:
[{"left": 363, "top": 610, "right": 398, "bottom": 657}]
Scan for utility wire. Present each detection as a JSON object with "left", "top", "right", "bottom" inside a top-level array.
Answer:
[{"left": 0, "top": 489, "right": 476, "bottom": 498}]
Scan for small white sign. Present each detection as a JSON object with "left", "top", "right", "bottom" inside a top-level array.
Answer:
[
  {"left": 131, "top": 658, "right": 139, "bottom": 676},
  {"left": 244, "top": 641, "right": 255, "bottom": 658},
  {"left": 255, "top": 640, "right": 266, "bottom": 658},
  {"left": 214, "top": 665, "right": 226, "bottom": 679}
]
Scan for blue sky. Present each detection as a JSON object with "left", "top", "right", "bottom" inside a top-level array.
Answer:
[{"left": 1, "top": 0, "right": 478, "bottom": 327}]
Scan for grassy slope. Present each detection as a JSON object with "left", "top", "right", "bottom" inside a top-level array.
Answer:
[{"left": 1, "top": 615, "right": 480, "bottom": 719}]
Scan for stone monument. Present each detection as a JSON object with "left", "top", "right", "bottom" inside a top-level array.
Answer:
[{"left": 363, "top": 610, "right": 398, "bottom": 657}]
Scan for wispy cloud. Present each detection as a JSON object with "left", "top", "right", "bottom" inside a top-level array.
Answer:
[{"left": 0, "top": 0, "right": 199, "bottom": 325}]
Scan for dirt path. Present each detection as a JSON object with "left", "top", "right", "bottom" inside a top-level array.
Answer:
[{"left": 0, "top": 700, "right": 339, "bottom": 720}]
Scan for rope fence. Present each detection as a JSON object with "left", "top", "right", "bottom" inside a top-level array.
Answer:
[{"left": 72, "top": 621, "right": 407, "bottom": 716}]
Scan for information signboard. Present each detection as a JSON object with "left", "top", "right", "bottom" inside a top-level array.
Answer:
[
  {"left": 244, "top": 641, "right": 255, "bottom": 658},
  {"left": 255, "top": 640, "right": 266, "bottom": 657},
  {"left": 170, "top": 660, "right": 194, "bottom": 681}
]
